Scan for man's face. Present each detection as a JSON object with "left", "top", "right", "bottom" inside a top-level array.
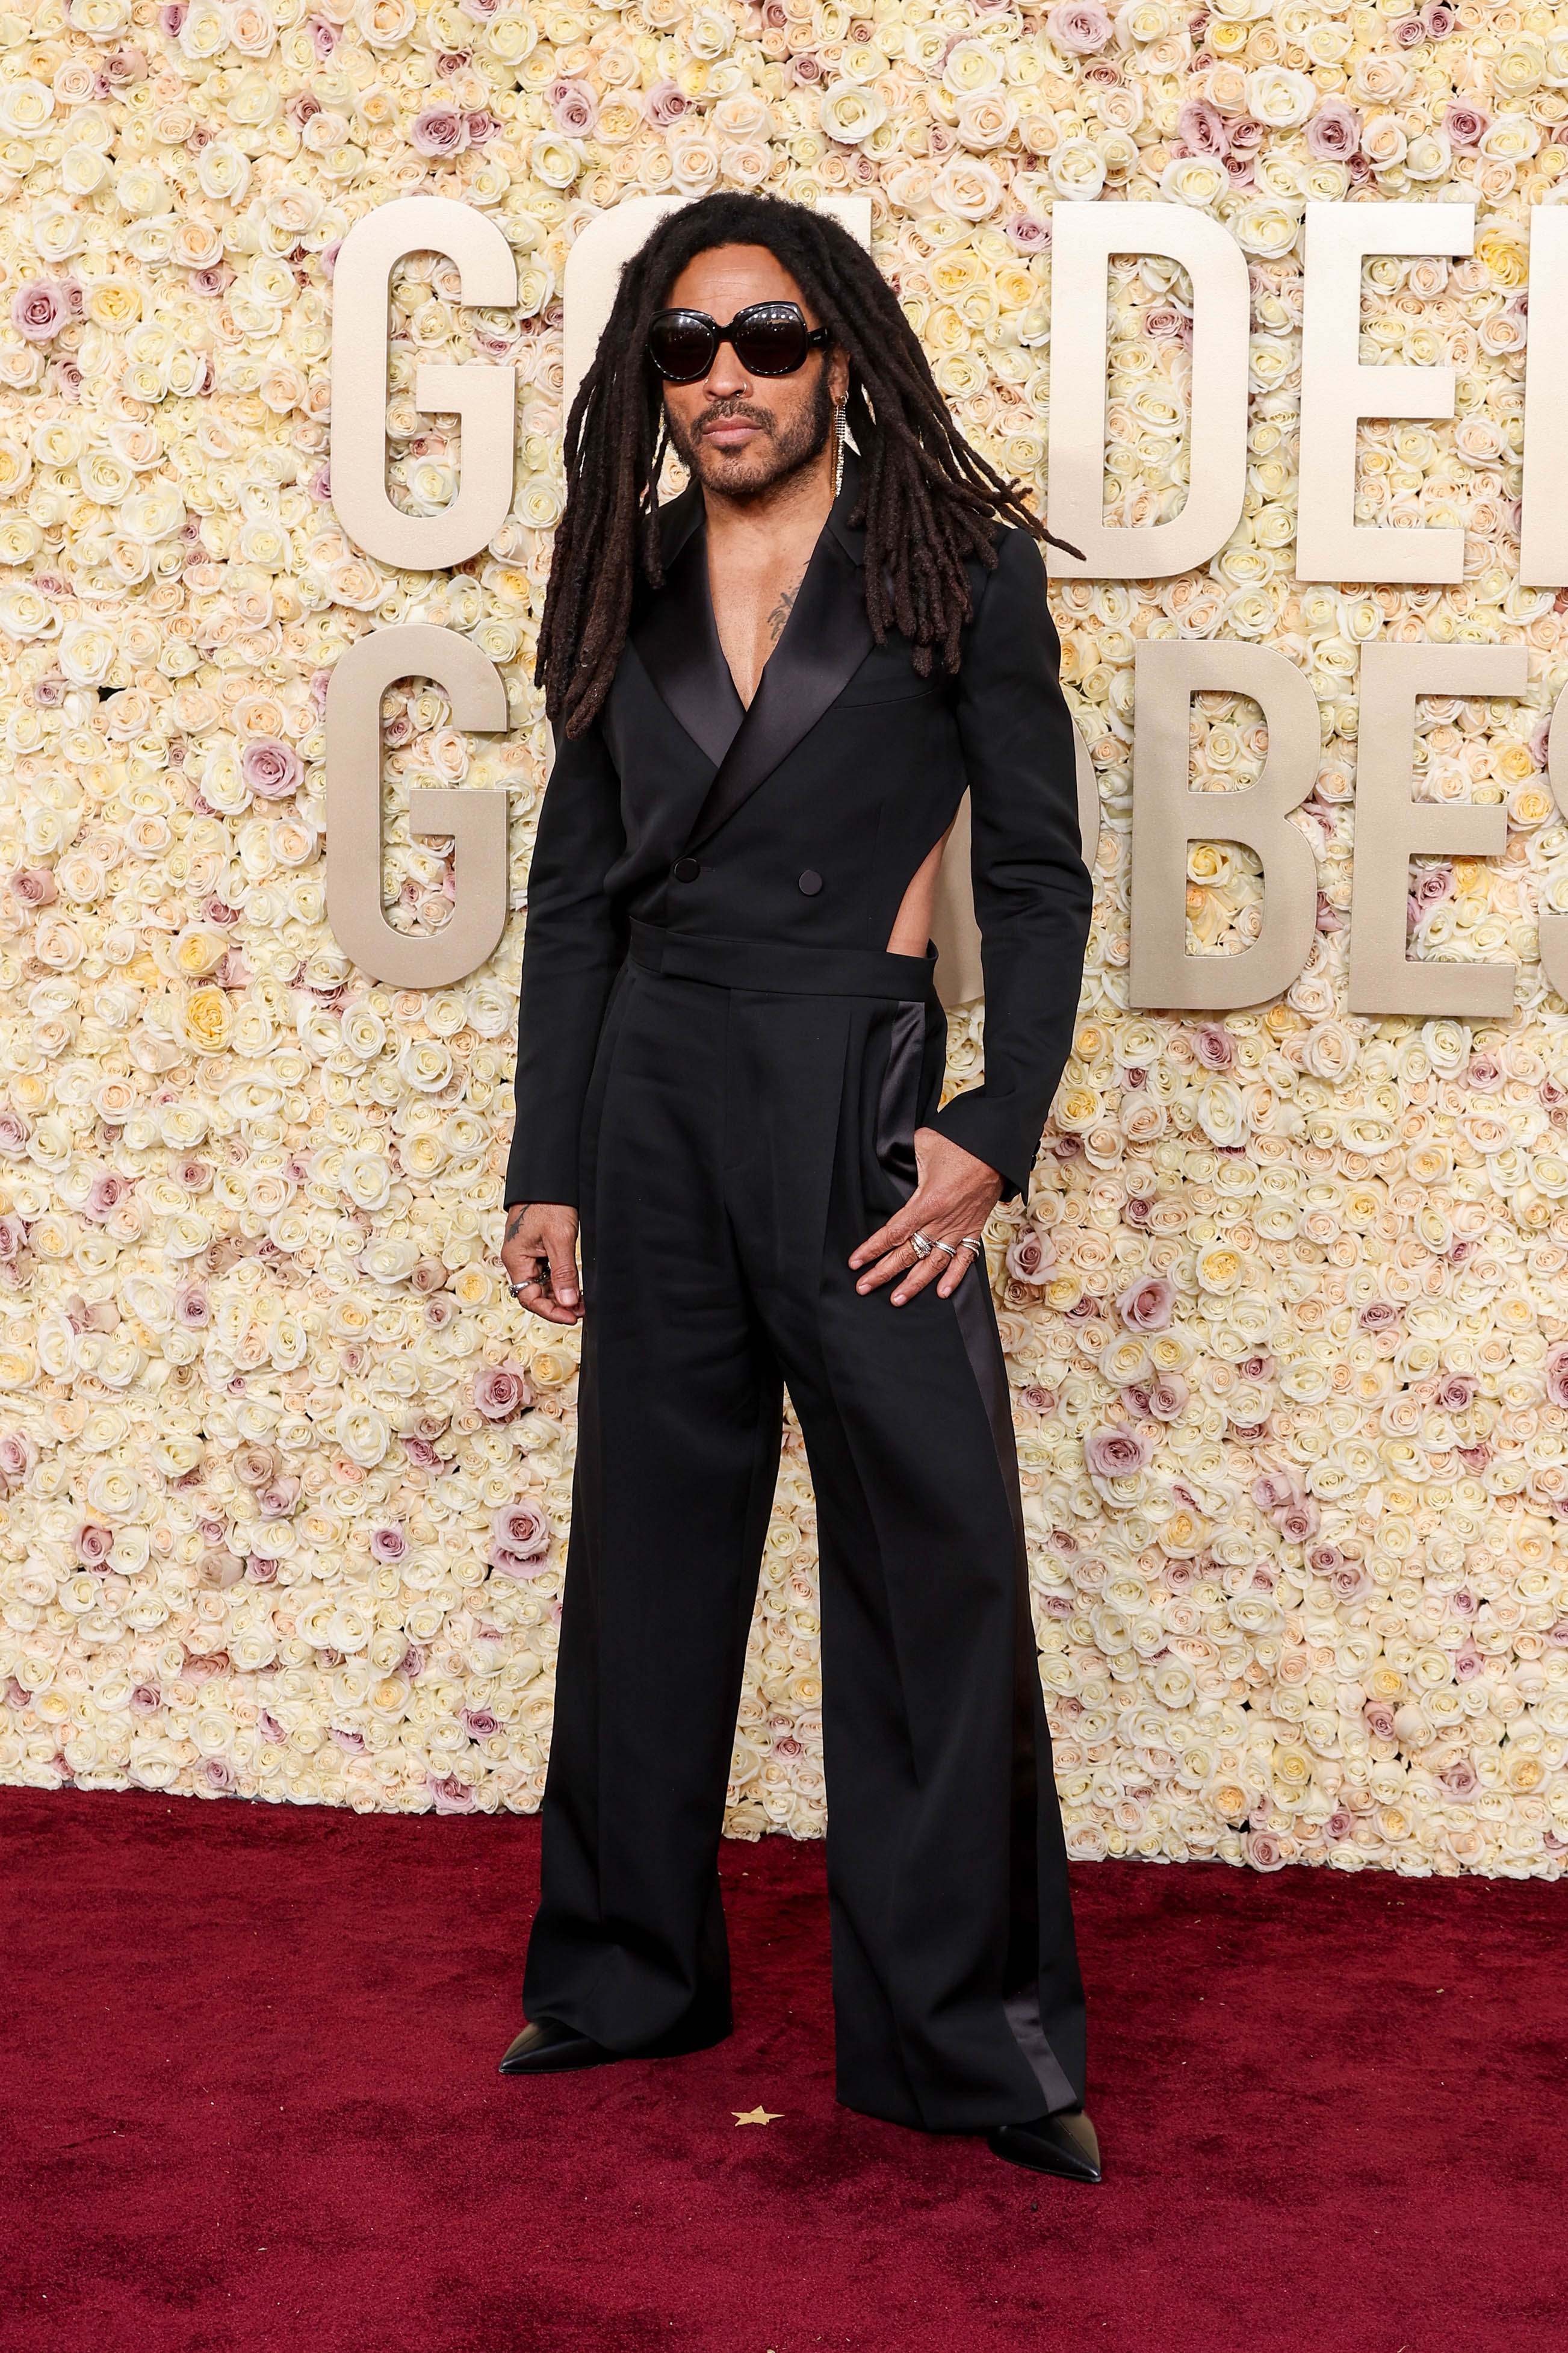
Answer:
[{"left": 657, "top": 243, "right": 846, "bottom": 499}]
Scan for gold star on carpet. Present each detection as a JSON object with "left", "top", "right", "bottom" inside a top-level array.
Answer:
[{"left": 733, "top": 2106, "right": 783, "bottom": 2126}]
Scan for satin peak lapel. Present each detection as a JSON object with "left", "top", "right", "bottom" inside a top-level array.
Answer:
[
  {"left": 684, "top": 520, "right": 873, "bottom": 856},
  {"left": 630, "top": 492, "right": 743, "bottom": 771}
]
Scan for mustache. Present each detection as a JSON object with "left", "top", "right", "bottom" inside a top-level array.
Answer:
[{"left": 692, "top": 397, "right": 775, "bottom": 435}]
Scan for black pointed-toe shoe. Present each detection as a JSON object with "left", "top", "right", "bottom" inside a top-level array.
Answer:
[
  {"left": 987, "top": 2107, "right": 1103, "bottom": 2184},
  {"left": 498, "top": 2018, "right": 620, "bottom": 2076}
]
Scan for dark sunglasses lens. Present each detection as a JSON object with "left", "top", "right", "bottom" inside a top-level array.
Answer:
[
  {"left": 731, "top": 307, "right": 810, "bottom": 374},
  {"left": 648, "top": 314, "right": 715, "bottom": 381}
]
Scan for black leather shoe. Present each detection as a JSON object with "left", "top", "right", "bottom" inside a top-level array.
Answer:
[
  {"left": 498, "top": 2018, "right": 619, "bottom": 2076},
  {"left": 987, "top": 2107, "right": 1102, "bottom": 2184}
]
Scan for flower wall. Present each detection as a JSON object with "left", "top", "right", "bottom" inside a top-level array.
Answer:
[{"left": 1, "top": 0, "right": 1567, "bottom": 1879}]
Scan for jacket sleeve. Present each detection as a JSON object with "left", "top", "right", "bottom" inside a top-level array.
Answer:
[
  {"left": 504, "top": 720, "right": 627, "bottom": 1209},
  {"left": 931, "top": 527, "right": 1093, "bottom": 1204}
]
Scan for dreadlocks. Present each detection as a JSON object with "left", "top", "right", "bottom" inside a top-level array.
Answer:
[{"left": 537, "top": 191, "right": 1074, "bottom": 740}]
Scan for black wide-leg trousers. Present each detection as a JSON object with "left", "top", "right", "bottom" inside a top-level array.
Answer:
[{"left": 522, "top": 923, "right": 1086, "bottom": 2132}]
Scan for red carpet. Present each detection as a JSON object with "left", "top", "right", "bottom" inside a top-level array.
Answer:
[{"left": 1, "top": 1792, "right": 1563, "bottom": 2353}]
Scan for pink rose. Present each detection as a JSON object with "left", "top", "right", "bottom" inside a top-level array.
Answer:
[
  {"left": 1005, "top": 1228, "right": 1055, "bottom": 1283},
  {"left": 1443, "top": 99, "right": 1487, "bottom": 146},
  {"left": 1424, "top": 2, "right": 1454, "bottom": 30},
  {"left": 1275, "top": 1498, "right": 1320, "bottom": 1544},
  {"left": 83, "top": 1172, "right": 131, "bottom": 1224},
  {"left": 1146, "top": 1372, "right": 1188, "bottom": 1420},
  {"left": 174, "top": 1284, "right": 210, "bottom": 1327},
  {"left": 0, "top": 1214, "right": 28, "bottom": 1261},
  {"left": 129, "top": 1683, "right": 161, "bottom": 1717},
  {"left": 199, "top": 1756, "right": 235, "bottom": 1792},
  {"left": 1306, "top": 100, "right": 1362, "bottom": 160},
  {"left": 643, "top": 79, "right": 687, "bottom": 128},
  {"left": 76, "top": 1522, "right": 115, "bottom": 1567},
  {"left": 1363, "top": 1699, "right": 1396, "bottom": 1741},
  {"left": 0, "top": 1113, "right": 27, "bottom": 1153},
  {"left": 1083, "top": 1425, "right": 1154, "bottom": 1479},
  {"left": 1176, "top": 99, "right": 1228, "bottom": 157},
  {"left": 240, "top": 738, "right": 302, "bottom": 800},
  {"left": 1004, "top": 213, "right": 1050, "bottom": 252},
  {"left": 461, "top": 1708, "right": 501, "bottom": 1739},
  {"left": 1437, "top": 1373, "right": 1475, "bottom": 1411},
  {"left": 427, "top": 1771, "right": 476, "bottom": 1814},
  {"left": 1357, "top": 1300, "right": 1400, "bottom": 1333},
  {"left": 198, "top": 1548, "right": 245, "bottom": 1588},
  {"left": 0, "top": 1429, "right": 36, "bottom": 1483},
  {"left": 1116, "top": 1275, "right": 1176, "bottom": 1332},
  {"left": 1192, "top": 1023, "right": 1234, "bottom": 1071},
  {"left": 1246, "top": 1830, "right": 1286, "bottom": 1871},
  {"left": 258, "top": 1478, "right": 300, "bottom": 1519},
  {"left": 403, "top": 1437, "right": 441, "bottom": 1469},
  {"left": 490, "top": 1498, "right": 551, "bottom": 1577},
  {"left": 370, "top": 1525, "right": 407, "bottom": 1563},
  {"left": 1440, "top": 1755, "right": 1479, "bottom": 1800},
  {"left": 10, "top": 866, "right": 57, "bottom": 906},
  {"left": 232, "top": 1444, "right": 276, "bottom": 1490},
  {"left": 1046, "top": 1, "right": 1112, "bottom": 53},
  {"left": 11, "top": 281, "right": 71, "bottom": 343},
  {"left": 1393, "top": 15, "right": 1425, "bottom": 46},
  {"left": 411, "top": 105, "right": 469, "bottom": 158},
  {"left": 550, "top": 78, "right": 597, "bottom": 134},
  {"left": 1328, "top": 1558, "right": 1373, "bottom": 1606},
  {"left": 474, "top": 1363, "right": 532, "bottom": 1422},
  {"left": 1251, "top": 1469, "right": 1297, "bottom": 1513}
]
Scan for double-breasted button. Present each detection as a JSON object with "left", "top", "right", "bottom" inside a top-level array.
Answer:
[
  {"left": 672, "top": 857, "right": 701, "bottom": 882},
  {"left": 798, "top": 869, "right": 823, "bottom": 897}
]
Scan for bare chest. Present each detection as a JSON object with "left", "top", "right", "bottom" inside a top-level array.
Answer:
[{"left": 707, "top": 546, "right": 809, "bottom": 710}]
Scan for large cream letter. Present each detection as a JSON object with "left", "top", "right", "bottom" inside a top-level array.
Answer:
[
  {"left": 1520, "top": 208, "right": 1568, "bottom": 586},
  {"left": 1347, "top": 642, "right": 1523, "bottom": 1016},
  {"left": 1536, "top": 682, "right": 1568, "bottom": 998},
  {"left": 1129, "top": 641, "right": 1319, "bottom": 1010},
  {"left": 1046, "top": 202, "right": 1250, "bottom": 582},
  {"left": 326, "top": 624, "right": 508, "bottom": 989},
  {"left": 1297, "top": 203, "right": 1475, "bottom": 584},
  {"left": 330, "top": 196, "right": 518, "bottom": 572}
]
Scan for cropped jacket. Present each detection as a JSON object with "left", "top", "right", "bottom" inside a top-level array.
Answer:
[{"left": 506, "top": 458, "right": 1092, "bottom": 1208}]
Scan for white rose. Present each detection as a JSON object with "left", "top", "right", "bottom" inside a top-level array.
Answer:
[{"left": 819, "top": 82, "right": 887, "bottom": 146}]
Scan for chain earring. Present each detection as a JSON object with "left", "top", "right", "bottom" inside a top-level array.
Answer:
[{"left": 832, "top": 398, "right": 846, "bottom": 500}]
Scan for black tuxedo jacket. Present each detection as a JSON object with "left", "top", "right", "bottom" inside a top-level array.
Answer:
[{"left": 505, "top": 459, "right": 1092, "bottom": 1208}]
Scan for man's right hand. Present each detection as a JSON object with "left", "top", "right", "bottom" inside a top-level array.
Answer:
[{"left": 501, "top": 1202, "right": 582, "bottom": 1324}]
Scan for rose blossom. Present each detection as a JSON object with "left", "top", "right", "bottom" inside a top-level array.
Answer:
[
  {"left": 0, "top": 1215, "right": 25, "bottom": 1260},
  {"left": 370, "top": 1525, "right": 408, "bottom": 1564},
  {"left": 1146, "top": 1373, "right": 1188, "bottom": 1420},
  {"left": 83, "top": 1172, "right": 131, "bottom": 1223},
  {"left": 0, "top": 1430, "right": 36, "bottom": 1484},
  {"left": 427, "top": 1771, "right": 476, "bottom": 1814},
  {"left": 461, "top": 1708, "right": 501, "bottom": 1739},
  {"left": 1116, "top": 1275, "right": 1176, "bottom": 1332},
  {"left": 474, "top": 1363, "right": 531, "bottom": 1421},
  {"left": 1083, "top": 1425, "right": 1154, "bottom": 1479},
  {"left": 1443, "top": 100, "right": 1487, "bottom": 147},
  {"left": 10, "top": 867, "right": 57, "bottom": 906},
  {"left": 1005, "top": 1228, "right": 1055, "bottom": 1283},
  {"left": 1046, "top": 1, "right": 1112, "bottom": 53},
  {"left": 11, "top": 281, "right": 72, "bottom": 343},
  {"left": 1275, "top": 1498, "right": 1320, "bottom": 1544},
  {"left": 644, "top": 81, "right": 688, "bottom": 129},
  {"left": 240, "top": 739, "right": 302, "bottom": 800},
  {"left": 1363, "top": 1699, "right": 1397, "bottom": 1741},
  {"left": 76, "top": 1522, "right": 114, "bottom": 1567},
  {"left": 550, "top": 78, "right": 598, "bottom": 134},
  {"left": 1437, "top": 1373, "right": 1475, "bottom": 1411},
  {"left": 410, "top": 105, "right": 469, "bottom": 159},
  {"left": 1306, "top": 100, "right": 1362, "bottom": 160},
  {"left": 489, "top": 1499, "right": 552, "bottom": 1577},
  {"left": 1176, "top": 100, "right": 1228, "bottom": 158},
  {"left": 1251, "top": 1470, "right": 1297, "bottom": 1513},
  {"left": 1192, "top": 1024, "right": 1234, "bottom": 1071},
  {"left": 174, "top": 1283, "right": 210, "bottom": 1327}
]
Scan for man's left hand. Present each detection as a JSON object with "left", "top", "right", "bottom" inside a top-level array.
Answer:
[{"left": 849, "top": 1128, "right": 1003, "bottom": 1306}]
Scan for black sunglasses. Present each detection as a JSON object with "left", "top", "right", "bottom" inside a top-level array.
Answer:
[{"left": 646, "top": 300, "right": 829, "bottom": 384}]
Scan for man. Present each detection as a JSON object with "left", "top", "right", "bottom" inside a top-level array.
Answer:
[{"left": 498, "top": 193, "right": 1098, "bottom": 2184}]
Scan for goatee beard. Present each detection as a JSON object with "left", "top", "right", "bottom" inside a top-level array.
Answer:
[{"left": 667, "top": 367, "right": 834, "bottom": 499}]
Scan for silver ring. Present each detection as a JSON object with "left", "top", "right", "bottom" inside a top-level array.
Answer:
[
  {"left": 959, "top": 1235, "right": 985, "bottom": 1254},
  {"left": 931, "top": 1237, "right": 958, "bottom": 1257},
  {"left": 910, "top": 1231, "right": 934, "bottom": 1259}
]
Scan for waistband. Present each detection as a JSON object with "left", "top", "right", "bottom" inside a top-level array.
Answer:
[{"left": 629, "top": 921, "right": 938, "bottom": 1003}]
